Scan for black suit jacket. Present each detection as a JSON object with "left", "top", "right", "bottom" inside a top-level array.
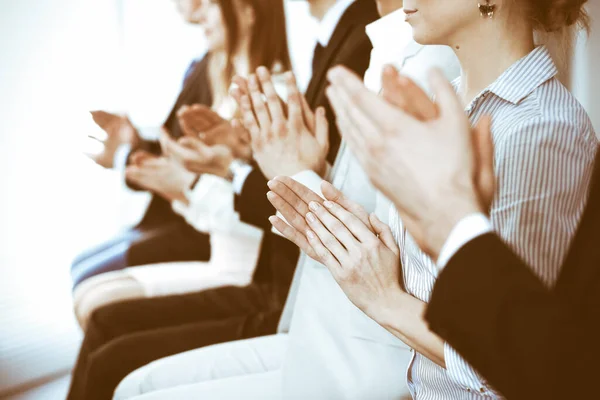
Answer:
[
  {"left": 425, "top": 151, "right": 600, "bottom": 399},
  {"left": 235, "top": 0, "right": 378, "bottom": 231}
]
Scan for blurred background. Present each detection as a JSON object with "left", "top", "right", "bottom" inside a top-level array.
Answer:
[{"left": 0, "top": 0, "right": 597, "bottom": 398}]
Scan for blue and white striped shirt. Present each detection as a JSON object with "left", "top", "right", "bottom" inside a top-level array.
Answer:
[{"left": 391, "top": 46, "right": 598, "bottom": 399}]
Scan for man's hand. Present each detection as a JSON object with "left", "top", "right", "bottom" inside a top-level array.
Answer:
[
  {"left": 325, "top": 66, "right": 495, "bottom": 260},
  {"left": 125, "top": 151, "right": 197, "bottom": 203},
  {"left": 234, "top": 67, "right": 329, "bottom": 180},
  {"left": 177, "top": 104, "right": 252, "bottom": 161},
  {"left": 161, "top": 132, "right": 234, "bottom": 178},
  {"left": 88, "top": 110, "right": 139, "bottom": 168}
]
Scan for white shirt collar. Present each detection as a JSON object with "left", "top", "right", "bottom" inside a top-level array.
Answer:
[
  {"left": 316, "top": 0, "right": 355, "bottom": 47},
  {"left": 365, "top": 8, "right": 412, "bottom": 50},
  {"left": 363, "top": 9, "right": 415, "bottom": 92}
]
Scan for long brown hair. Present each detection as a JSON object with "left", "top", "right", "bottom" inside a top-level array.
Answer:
[{"left": 209, "top": 0, "right": 291, "bottom": 110}]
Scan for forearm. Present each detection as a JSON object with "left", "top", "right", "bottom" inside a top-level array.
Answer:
[{"left": 375, "top": 289, "right": 446, "bottom": 368}]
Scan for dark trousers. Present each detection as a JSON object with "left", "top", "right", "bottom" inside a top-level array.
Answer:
[
  {"left": 70, "top": 220, "right": 211, "bottom": 288},
  {"left": 67, "top": 284, "right": 284, "bottom": 400}
]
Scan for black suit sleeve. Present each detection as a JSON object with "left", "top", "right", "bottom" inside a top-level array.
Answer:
[
  {"left": 234, "top": 168, "right": 272, "bottom": 230},
  {"left": 123, "top": 139, "right": 162, "bottom": 191},
  {"left": 425, "top": 233, "right": 599, "bottom": 400}
]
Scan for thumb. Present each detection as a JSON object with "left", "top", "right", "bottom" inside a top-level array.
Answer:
[
  {"left": 314, "top": 107, "right": 329, "bottom": 152},
  {"left": 472, "top": 115, "right": 495, "bottom": 212},
  {"left": 369, "top": 213, "right": 399, "bottom": 256}
]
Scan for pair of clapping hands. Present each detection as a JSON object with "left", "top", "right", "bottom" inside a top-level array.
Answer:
[
  {"left": 265, "top": 65, "right": 495, "bottom": 317},
  {"left": 125, "top": 105, "right": 247, "bottom": 202}
]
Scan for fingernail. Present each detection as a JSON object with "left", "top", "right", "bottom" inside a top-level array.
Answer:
[
  {"left": 306, "top": 230, "right": 315, "bottom": 239},
  {"left": 268, "top": 216, "right": 277, "bottom": 224},
  {"left": 323, "top": 201, "right": 333, "bottom": 209},
  {"left": 267, "top": 191, "right": 275, "bottom": 199},
  {"left": 309, "top": 202, "right": 319, "bottom": 211},
  {"left": 267, "top": 180, "right": 275, "bottom": 188},
  {"left": 306, "top": 212, "right": 316, "bottom": 222}
]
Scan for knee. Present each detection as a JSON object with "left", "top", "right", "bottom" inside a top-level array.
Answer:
[{"left": 75, "top": 274, "right": 145, "bottom": 331}]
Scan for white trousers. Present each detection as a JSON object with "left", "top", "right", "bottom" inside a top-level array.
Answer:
[{"left": 114, "top": 334, "right": 288, "bottom": 399}]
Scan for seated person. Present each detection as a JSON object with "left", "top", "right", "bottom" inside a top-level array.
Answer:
[
  {"left": 70, "top": 0, "right": 289, "bottom": 288},
  {"left": 112, "top": 2, "right": 461, "bottom": 399},
  {"left": 66, "top": 0, "right": 376, "bottom": 398},
  {"left": 265, "top": 1, "right": 596, "bottom": 398}
]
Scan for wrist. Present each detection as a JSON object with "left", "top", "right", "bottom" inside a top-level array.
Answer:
[
  {"left": 369, "top": 288, "right": 411, "bottom": 332},
  {"left": 423, "top": 188, "right": 483, "bottom": 261}
]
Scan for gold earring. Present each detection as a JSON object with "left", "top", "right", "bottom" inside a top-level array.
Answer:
[{"left": 478, "top": 0, "right": 496, "bottom": 18}]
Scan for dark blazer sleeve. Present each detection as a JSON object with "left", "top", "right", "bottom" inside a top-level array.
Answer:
[
  {"left": 425, "top": 233, "right": 599, "bottom": 400},
  {"left": 234, "top": 167, "right": 272, "bottom": 230}
]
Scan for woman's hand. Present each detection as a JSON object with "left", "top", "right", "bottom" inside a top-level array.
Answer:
[{"left": 268, "top": 177, "right": 403, "bottom": 316}]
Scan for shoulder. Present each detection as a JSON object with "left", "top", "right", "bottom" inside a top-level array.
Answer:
[{"left": 495, "top": 78, "right": 597, "bottom": 152}]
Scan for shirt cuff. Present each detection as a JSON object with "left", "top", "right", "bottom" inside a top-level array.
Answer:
[
  {"left": 114, "top": 143, "right": 132, "bottom": 173},
  {"left": 437, "top": 213, "right": 492, "bottom": 269},
  {"left": 232, "top": 164, "right": 254, "bottom": 195}
]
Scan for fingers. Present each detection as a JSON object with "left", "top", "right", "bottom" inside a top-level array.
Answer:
[
  {"left": 267, "top": 190, "right": 312, "bottom": 237},
  {"left": 305, "top": 209, "right": 350, "bottom": 265},
  {"left": 472, "top": 115, "right": 496, "bottom": 212},
  {"left": 314, "top": 107, "right": 329, "bottom": 152},
  {"left": 257, "top": 67, "right": 285, "bottom": 122},
  {"left": 300, "top": 93, "right": 315, "bottom": 131},
  {"left": 232, "top": 75, "right": 249, "bottom": 97},
  {"left": 428, "top": 68, "right": 463, "bottom": 118},
  {"left": 269, "top": 215, "right": 319, "bottom": 260},
  {"left": 240, "top": 94, "right": 261, "bottom": 143},
  {"left": 321, "top": 181, "right": 371, "bottom": 228},
  {"left": 381, "top": 65, "right": 438, "bottom": 121},
  {"left": 284, "top": 72, "right": 304, "bottom": 132},
  {"left": 328, "top": 66, "right": 415, "bottom": 133},
  {"left": 369, "top": 213, "right": 400, "bottom": 256},
  {"left": 271, "top": 176, "right": 325, "bottom": 208},
  {"left": 248, "top": 74, "right": 272, "bottom": 130},
  {"left": 305, "top": 227, "right": 344, "bottom": 272},
  {"left": 130, "top": 150, "right": 156, "bottom": 166},
  {"left": 311, "top": 200, "right": 374, "bottom": 246},
  {"left": 325, "top": 85, "right": 369, "bottom": 154}
]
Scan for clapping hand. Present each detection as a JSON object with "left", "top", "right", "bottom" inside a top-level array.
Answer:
[
  {"left": 325, "top": 66, "right": 494, "bottom": 260},
  {"left": 231, "top": 67, "right": 329, "bottom": 180},
  {"left": 267, "top": 177, "right": 402, "bottom": 315},
  {"left": 160, "top": 130, "right": 233, "bottom": 178},
  {"left": 177, "top": 105, "right": 252, "bottom": 160},
  {"left": 125, "top": 150, "right": 196, "bottom": 203},
  {"left": 87, "top": 110, "right": 139, "bottom": 168}
]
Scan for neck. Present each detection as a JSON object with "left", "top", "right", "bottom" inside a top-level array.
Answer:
[
  {"left": 232, "top": 37, "right": 252, "bottom": 76},
  {"left": 451, "top": 19, "right": 535, "bottom": 107},
  {"left": 309, "top": 0, "right": 338, "bottom": 21}
]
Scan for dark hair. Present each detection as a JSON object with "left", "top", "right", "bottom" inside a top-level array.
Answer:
[
  {"left": 528, "top": 0, "right": 590, "bottom": 33},
  {"left": 208, "top": 0, "right": 291, "bottom": 111}
]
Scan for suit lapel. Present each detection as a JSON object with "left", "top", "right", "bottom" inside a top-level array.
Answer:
[{"left": 305, "top": 0, "right": 365, "bottom": 106}]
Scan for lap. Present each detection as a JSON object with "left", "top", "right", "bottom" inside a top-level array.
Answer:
[
  {"left": 71, "top": 221, "right": 210, "bottom": 288},
  {"left": 115, "top": 334, "right": 288, "bottom": 399},
  {"left": 126, "top": 370, "right": 282, "bottom": 400},
  {"left": 78, "top": 316, "right": 273, "bottom": 400},
  {"left": 88, "top": 283, "right": 274, "bottom": 339}
]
